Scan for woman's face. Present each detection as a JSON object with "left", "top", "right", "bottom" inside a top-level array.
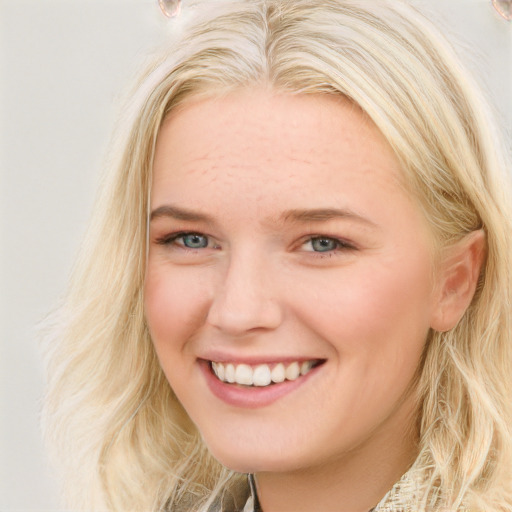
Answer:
[{"left": 145, "top": 90, "right": 440, "bottom": 474}]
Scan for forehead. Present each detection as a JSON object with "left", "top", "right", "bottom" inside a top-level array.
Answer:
[{"left": 151, "top": 89, "right": 407, "bottom": 213}]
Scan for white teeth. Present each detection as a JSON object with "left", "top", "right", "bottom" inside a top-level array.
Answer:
[
  {"left": 211, "top": 360, "right": 318, "bottom": 387},
  {"left": 253, "top": 365, "right": 272, "bottom": 386},
  {"left": 271, "top": 363, "right": 286, "bottom": 383},
  {"left": 300, "top": 361, "right": 313, "bottom": 375},
  {"left": 216, "top": 363, "right": 225, "bottom": 381},
  {"left": 225, "top": 363, "right": 235, "bottom": 383},
  {"left": 285, "top": 361, "right": 300, "bottom": 381},
  {"left": 235, "top": 364, "right": 253, "bottom": 385}
]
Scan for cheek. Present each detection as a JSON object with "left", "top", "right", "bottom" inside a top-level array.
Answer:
[
  {"left": 293, "top": 253, "right": 434, "bottom": 359},
  {"left": 144, "top": 263, "right": 211, "bottom": 355}
]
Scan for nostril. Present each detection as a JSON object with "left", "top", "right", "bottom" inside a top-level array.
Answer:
[
  {"left": 206, "top": 254, "right": 284, "bottom": 335},
  {"left": 207, "top": 294, "right": 283, "bottom": 335}
]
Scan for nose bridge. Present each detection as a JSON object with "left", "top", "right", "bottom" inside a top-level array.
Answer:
[{"left": 207, "top": 244, "right": 283, "bottom": 335}]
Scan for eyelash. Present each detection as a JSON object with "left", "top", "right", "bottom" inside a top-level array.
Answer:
[
  {"left": 302, "top": 236, "right": 356, "bottom": 254},
  {"left": 155, "top": 231, "right": 357, "bottom": 254},
  {"left": 155, "top": 232, "right": 218, "bottom": 250}
]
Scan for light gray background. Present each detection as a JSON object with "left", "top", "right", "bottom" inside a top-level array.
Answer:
[{"left": 1, "top": 1, "right": 510, "bottom": 510}]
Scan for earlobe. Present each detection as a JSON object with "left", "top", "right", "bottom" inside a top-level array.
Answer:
[{"left": 430, "top": 229, "right": 486, "bottom": 332}]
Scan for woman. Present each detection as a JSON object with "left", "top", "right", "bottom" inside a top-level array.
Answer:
[{"left": 42, "top": 0, "right": 512, "bottom": 510}]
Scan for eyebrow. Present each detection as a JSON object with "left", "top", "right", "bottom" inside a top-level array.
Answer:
[
  {"left": 150, "top": 205, "right": 214, "bottom": 223},
  {"left": 150, "top": 204, "right": 376, "bottom": 228},
  {"left": 281, "top": 208, "right": 377, "bottom": 228}
]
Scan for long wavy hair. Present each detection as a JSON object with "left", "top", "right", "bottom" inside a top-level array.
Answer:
[{"left": 42, "top": 1, "right": 512, "bottom": 510}]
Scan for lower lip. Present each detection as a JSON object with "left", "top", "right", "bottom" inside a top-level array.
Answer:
[{"left": 199, "top": 360, "right": 323, "bottom": 408}]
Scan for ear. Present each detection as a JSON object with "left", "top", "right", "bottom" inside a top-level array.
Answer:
[{"left": 430, "top": 229, "right": 486, "bottom": 332}]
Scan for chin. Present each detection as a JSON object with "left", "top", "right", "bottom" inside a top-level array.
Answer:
[{"left": 203, "top": 433, "right": 313, "bottom": 474}]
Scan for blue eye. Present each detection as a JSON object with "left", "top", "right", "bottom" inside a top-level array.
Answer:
[
  {"left": 180, "top": 233, "right": 209, "bottom": 249},
  {"left": 156, "top": 232, "right": 212, "bottom": 249},
  {"left": 310, "top": 237, "right": 340, "bottom": 252}
]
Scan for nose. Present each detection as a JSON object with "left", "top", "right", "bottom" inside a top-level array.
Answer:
[{"left": 206, "top": 250, "right": 284, "bottom": 336}]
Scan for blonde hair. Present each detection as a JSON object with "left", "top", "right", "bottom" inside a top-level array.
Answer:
[{"left": 42, "top": 1, "right": 512, "bottom": 510}]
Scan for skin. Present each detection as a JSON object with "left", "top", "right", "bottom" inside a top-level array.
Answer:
[{"left": 144, "top": 89, "right": 484, "bottom": 512}]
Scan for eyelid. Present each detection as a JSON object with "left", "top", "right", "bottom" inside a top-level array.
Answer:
[
  {"left": 300, "top": 235, "right": 357, "bottom": 252},
  {"left": 155, "top": 231, "right": 218, "bottom": 249}
]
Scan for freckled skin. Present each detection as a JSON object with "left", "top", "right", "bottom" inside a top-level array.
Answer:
[{"left": 144, "top": 90, "right": 440, "bottom": 512}]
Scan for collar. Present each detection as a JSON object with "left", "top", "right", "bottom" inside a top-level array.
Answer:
[
  {"left": 244, "top": 474, "right": 262, "bottom": 512},
  {"left": 243, "top": 472, "right": 419, "bottom": 512}
]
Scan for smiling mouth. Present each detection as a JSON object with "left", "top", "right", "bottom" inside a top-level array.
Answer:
[{"left": 209, "top": 359, "right": 325, "bottom": 387}]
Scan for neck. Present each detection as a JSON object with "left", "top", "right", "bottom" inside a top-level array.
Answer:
[{"left": 254, "top": 406, "right": 419, "bottom": 512}]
